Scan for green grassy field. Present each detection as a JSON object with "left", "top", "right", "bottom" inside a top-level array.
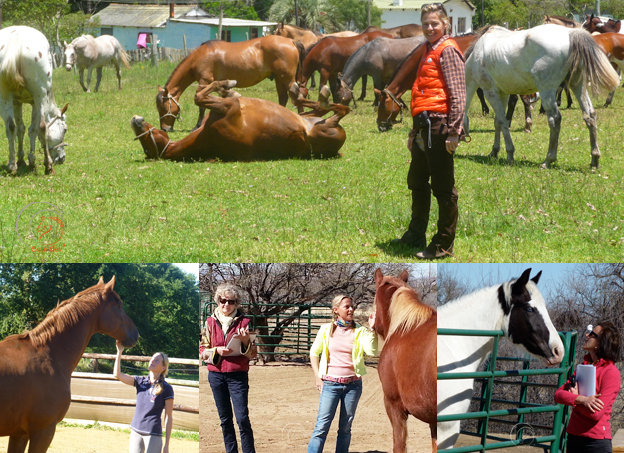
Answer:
[{"left": 1, "top": 60, "right": 622, "bottom": 263}]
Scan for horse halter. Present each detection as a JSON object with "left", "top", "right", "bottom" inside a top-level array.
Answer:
[
  {"left": 44, "top": 114, "right": 68, "bottom": 154},
  {"left": 382, "top": 88, "right": 403, "bottom": 125},
  {"left": 133, "top": 127, "right": 172, "bottom": 159},
  {"left": 159, "top": 94, "right": 182, "bottom": 122}
]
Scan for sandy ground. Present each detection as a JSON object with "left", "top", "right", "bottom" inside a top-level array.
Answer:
[
  {"left": 0, "top": 426, "right": 198, "bottom": 453},
  {"left": 452, "top": 433, "right": 548, "bottom": 452},
  {"left": 200, "top": 364, "right": 432, "bottom": 453}
]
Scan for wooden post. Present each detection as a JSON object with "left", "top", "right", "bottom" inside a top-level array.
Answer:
[
  {"left": 151, "top": 33, "right": 158, "bottom": 68},
  {"left": 183, "top": 34, "right": 187, "bottom": 52}
]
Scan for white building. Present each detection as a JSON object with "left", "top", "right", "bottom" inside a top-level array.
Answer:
[{"left": 372, "top": 0, "right": 476, "bottom": 35}]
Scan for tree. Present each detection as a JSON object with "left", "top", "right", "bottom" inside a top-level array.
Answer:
[
  {"left": 0, "top": 264, "right": 198, "bottom": 359},
  {"left": 200, "top": 263, "right": 435, "bottom": 361},
  {"left": 201, "top": 0, "right": 261, "bottom": 20}
]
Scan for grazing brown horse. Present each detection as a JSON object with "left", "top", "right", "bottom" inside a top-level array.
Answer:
[
  {"left": 364, "top": 24, "right": 423, "bottom": 38},
  {"left": 299, "top": 31, "right": 392, "bottom": 102},
  {"left": 593, "top": 32, "right": 624, "bottom": 106},
  {"left": 156, "top": 35, "right": 305, "bottom": 131},
  {"left": 135, "top": 80, "right": 349, "bottom": 161},
  {"left": 374, "top": 269, "right": 436, "bottom": 453},
  {"left": 0, "top": 277, "right": 138, "bottom": 453}
]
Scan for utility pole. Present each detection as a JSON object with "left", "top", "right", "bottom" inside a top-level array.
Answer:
[
  {"left": 368, "top": 0, "right": 371, "bottom": 27},
  {"left": 595, "top": 0, "right": 600, "bottom": 16},
  {"left": 481, "top": 0, "right": 484, "bottom": 27},
  {"left": 295, "top": 0, "right": 299, "bottom": 27}
]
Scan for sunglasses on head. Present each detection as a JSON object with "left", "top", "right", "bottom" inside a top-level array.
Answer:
[{"left": 219, "top": 299, "right": 237, "bottom": 305}]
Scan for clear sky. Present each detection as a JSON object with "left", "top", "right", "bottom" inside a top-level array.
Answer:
[
  {"left": 439, "top": 263, "right": 582, "bottom": 301},
  {"left": 174, "top": 263, "right": 199, "bottom": 283}
]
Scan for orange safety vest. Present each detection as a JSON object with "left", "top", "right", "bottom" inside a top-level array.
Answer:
[{"left": 411, "top": 38, "right": 462, "bottom": 117}]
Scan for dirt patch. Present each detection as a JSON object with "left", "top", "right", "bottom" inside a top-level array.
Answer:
[
  {"left": 0, "top": 426, "right": 198, "bottom": 453},
  {"left": 200, "top": 364, "right": 432, "bottom": 453}
]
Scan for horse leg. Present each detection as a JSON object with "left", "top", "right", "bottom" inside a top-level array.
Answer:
[
  {"left": 358, "top": 75, "right": 367, "bottom": 101},
  {"left": 430, "top": 423, "right": 437, "bottom": 453},
  {"left": 539, "top": 91, "right": 562, "bottom": 169},
  {"left": 25, "top": 425, "right": 56, "bottom": 453},
  {"left": 308, "top": 103, "right": 349, "bottom": 158},
  {"left": 570, "top": 82, "right": 600, "bottom": 168},
  {"left": 564, "top": 82, "right": 573, "bottom": 109},
  {"left": 79, "top": 69, "right": 88, "bottom": 92},
  {"left": 94, "top": 67, "right": 103, "bottom": 92},
  {"left": 505, "top": 94, "right": 518, "bottom": 127},
  {"left": 115, "top": 62, "right": 122, "bottom": 90},
  {"left": 7, "top": 435, "right": 28, "bottom": 453},
  {"left": 276, "top": 80, "right": 289, "bottom": 107},
  {"left": 464, "top": 80, "right": 479, "bottom": 137},
  {"left": 477, "top": 88, "right": 490, "bottom": 115},
  {"left": 14, "top": 103, "right": 27, "bottom": 168},
  {"left": 384, "top": 397, "right": 408, "bottom": 453},
  {"left": 486, "top": 91, "right": 514, "bottom": 163},
  {"left": 521, "top": 95, "right": 533, "bottom": 133},
  {"left": 604, "top": 67, "right": 620, "bottom": 107},
  {"left": 328, "top": 74, "right": 340, "bottom": 104}
]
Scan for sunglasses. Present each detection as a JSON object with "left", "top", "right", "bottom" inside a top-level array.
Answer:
[
  {"left": 219, "top": 299, "right": 237, "bottom": 305},
  {"left": 587, "top": 330, "right": 599, "bottom": 339}
]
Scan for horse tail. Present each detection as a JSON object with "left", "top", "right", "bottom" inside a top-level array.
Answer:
[
  {"left": 120, "top": 49, "right": 131, "bottom": 69},
  {"left": 0, "top": 35, "right": 25, "bottom": 91},
  {"left": 568, "top": 29, "right": 619, "bottom": 97},
  {"left": 295, "top": 41, "right": 306, "bottom": 84}
]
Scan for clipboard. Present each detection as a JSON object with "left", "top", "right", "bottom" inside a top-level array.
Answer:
[
  {"left": 576, "top": 364, "right": 596, "bottom": 397},
  {"left": 226, "top": 333, "right": 257, "bottom": 356}
]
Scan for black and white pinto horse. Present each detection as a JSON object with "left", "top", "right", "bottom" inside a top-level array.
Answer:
[
  {"left": 465, "top": 24, "right": 620, "bottom": 168},
  {"left": 437, "top": 268, "right": 564, "bottom": 450},
  {"left": 0, "top": 26, "right": 68, "bottom": 175},
  {"left": 63, "top": 35, "right": 130, "bottom": 92}
]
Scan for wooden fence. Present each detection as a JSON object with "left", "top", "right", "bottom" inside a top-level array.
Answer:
[{"left": 65, "top": 353, "right": 199, "bottom": 431}]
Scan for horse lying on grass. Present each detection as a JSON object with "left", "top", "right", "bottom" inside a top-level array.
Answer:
[{"left": 132, "top": 80, "right": 350, "bottom": 161}]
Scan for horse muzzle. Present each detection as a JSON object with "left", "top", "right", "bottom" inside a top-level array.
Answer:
[
  {"left": 377, "top": 121, "right": 393, "bottom": 132},
  {"left": 65, "top": 64, "right": 72, "bottom": 72}
]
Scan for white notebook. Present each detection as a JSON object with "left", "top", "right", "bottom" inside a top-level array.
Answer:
[
  {"left": 576, "top": 364, "right": 596, "bottom": 397},
  {"left": 226, "top": 333, "right": 257, "bottom": 357}
]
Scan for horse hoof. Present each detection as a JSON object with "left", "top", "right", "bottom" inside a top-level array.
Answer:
[
  {"left": 45, "top": 167, "right": 56, "bottom": 176},
  {"left": 17, "top": 158, "right": 27, "bottom": 168}
]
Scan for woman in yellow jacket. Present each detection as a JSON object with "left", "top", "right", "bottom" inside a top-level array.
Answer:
[{"left": 307, "top": 295, "right": 378, "bottom": 453}]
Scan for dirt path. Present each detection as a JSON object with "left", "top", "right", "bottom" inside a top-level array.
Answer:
[
  {"left": 0, "top": 426, "right": 198, "bottom": 453},
  {"left": 200, "top": 364, "right": 431, "bottom": 453}
]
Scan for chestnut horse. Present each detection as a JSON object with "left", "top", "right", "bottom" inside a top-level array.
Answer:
[
  {"left": 299, "top": 31, "right": 392, "bottom": 102},
  {"left": 364, "top": 24, "right": 423, "bottom": 38},
  {"left": 593, "top": 32, "right": 624, "bottom": 107},
  {"left": 0, "top": 277, "right": 138, "bottom": 453},
  {"left": 582, "top": 14, "right": 622, "bottom": 34},
  {"left": 374, "top": 268, "right": 436, "bottom": 453},
  {"left": 135, "top": 80, "right": 349, "bottom": 161},
  {"left": 156, "top": 35, "right": 305, "bottom": 131},
  {"left": 543, "top": 15, "right": 581, "bottom": 28}
]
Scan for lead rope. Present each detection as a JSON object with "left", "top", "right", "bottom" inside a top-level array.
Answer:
[
  {"left": 160, "top": 95, "right": 182, "bottom": 122},
  {"left": 133, "top": 127, "right": 172, "bottom": 159},
  {"left": 383, "top": 88, "right": 404, "bottom": 124}
]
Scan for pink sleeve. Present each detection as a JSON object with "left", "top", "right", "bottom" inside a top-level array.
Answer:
[
  {"left": 572, "top": 366, "right": 621, "bottom": 422},
  {"left": 554, "top": 377, "right": 578, "bottom": 407}
]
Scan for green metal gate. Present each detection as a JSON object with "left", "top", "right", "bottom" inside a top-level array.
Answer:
[
  {"left": 200, "top": 291, "right": 333, "bottom": 357},
  {"left": 437, "top": 329, "right": 577, "bottom": 453}
]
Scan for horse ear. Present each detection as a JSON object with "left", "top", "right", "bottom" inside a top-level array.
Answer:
[
  {"left": 60, "top": 103, "right": 69, "bottom": 115},
  {"left": 374, "top": 268, "right": 384, "bottom": 286},
  {"left": 104, "top": 275, "right": 116, "bottom": 292},
  {"left": 512, "top": 268, "right": 532, "bottom": 295},
  {"left": 98, "top": 276, "right": 104, "bottom": 285},
  {"left": 63, "top": 40, "right": 67, "bottom": 48},
  {"left": 531, "top": 270, "right": 542, "bottom": 285},
  {"left": 615, "top": 21, "right": 621, "bottom": 33},
  {"left": 374, "top": 88, "right": 381, "bottom": 96},
  {"left": 399, "top": 270, "right": 409, "bottom": 283}
]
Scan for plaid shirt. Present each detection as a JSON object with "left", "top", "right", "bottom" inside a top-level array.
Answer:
[{"left": 429, "top": 35, "right": 466, "bottom": 137}]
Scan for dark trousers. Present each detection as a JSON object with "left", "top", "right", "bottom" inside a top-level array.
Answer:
[
  {"left": 407, "top": 123, "right": 458, "bottom": 251},
  {"left": 567, "top": 434, "right": 612, "bottom": 453},
  {"left": 208, "top": 371, "right": 256, "bottom": 453}
]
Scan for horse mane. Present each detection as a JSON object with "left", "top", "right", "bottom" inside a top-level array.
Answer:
[
  {"left": 285, "top": 23, "right": 323, "bottom": 36},
  {"left": 544, "top": 15, "right": 579, "bottom": 27},
  {"left": 386, "top": 41, "right": 425, "bottom": 86},
  {"left": 342, "top": 38, "right": 376, "bottom": 79},
  {"left": 385, "top": 286, "right": 435, "bottom": 340},
  {"left": 164, "top": 40, "right": 216, "bottom": 87},
  {"left": 19, "top": 284, "right": 110, "bottom": 348}
]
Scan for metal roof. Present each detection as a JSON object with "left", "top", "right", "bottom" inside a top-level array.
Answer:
[
  {"left": 171, "top": 17, "right": 278, "bottom": 27},
  {"left": 93, "top": 4, "right": 205, "bottom": 28},
  {"left": 372, "top": 0, "right": 475, "bottom": 12}
]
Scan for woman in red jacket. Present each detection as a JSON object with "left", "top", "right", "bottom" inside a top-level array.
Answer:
[
  {"left": 200, "top": 283, "right": 256, "bottom": 453},
  {"left": 555, "top": 321, "right": 622, "bottom": 453}
]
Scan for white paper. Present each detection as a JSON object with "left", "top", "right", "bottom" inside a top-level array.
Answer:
[
  {"left": 576, "top": 364, "right": 596, "bottom": 397},
  {"left": 225, "top": 333, "right": 257, "bottom": 357}
]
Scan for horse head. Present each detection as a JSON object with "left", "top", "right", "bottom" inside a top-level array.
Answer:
[
  {"left": 95, "top": 276, "right": 139, "bottom": 348},
  {"left": 499, "top": 268, "right": 564, "bottom": 365},
  {"left": 373, "top": 268, "right": 410, "bottom": 338},
  {"left": 337, "top": 78, "right": 353, "bottom": 105},
  {"left": 63, "top": 41, "right": 76, "bottom": 71},
  {"left": 131, "top": 115, "right": 171, "bottom": 159},
  {"left": 156, "top": 86, "right": 179, "bottom": 131},
  {"left": 45, "top": 102, "right": 68, "bottom": 164},
  {"left": 582, "top": 14, "right": 598, "bottom": 33},
  {"left": 376, "top": 88, "right": 402, "bottom": 132}
]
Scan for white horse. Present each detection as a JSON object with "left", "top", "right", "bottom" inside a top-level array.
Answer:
[
  {"left": 437, "top": 268, "right": 565, "bottom": 450},
  {"left": 465, "top": 24, "right": 620, "bottom": 168},
  {"left": 63, "top": 35, "right": 130, "bottom": 92},
  {"left": 0, "top": 26, "right": 68, "bottom": 175}
]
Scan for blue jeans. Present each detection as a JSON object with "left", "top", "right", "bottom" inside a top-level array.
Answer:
[
  {"left": 208, "top": 371, "right": 256, "bottom": 453},
  {"left": 307, "top": 379, "right": 363, "bottom": 453}
]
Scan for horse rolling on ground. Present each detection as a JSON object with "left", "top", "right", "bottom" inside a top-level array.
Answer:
[
  {"left": 0, "top": 276, "right": 139, "bottom": 453},
  {"left": 63, "top": 35, "right": 130, "bottom": 92},
  {"left": 465, "top": 24, "right": 619, "bottom": 168},
  {"left": 337, "top": 35, "right": 426, "bottom": 107},
  {"left": 374, "top": 269, "right": 437, "bottom": 453},
  {"left": 156, "top": 35, "right": 305, "bottom": 131},
  {"left": 437, "top": 268, "right": 564, "bottom": 450},
  {"left": 593, "top": 33, "right": 624, "bottom": 107},
  {"left": 134, "top": 80, "right": 349, "bottom": 161},
  {"left": 0, "top": 26, "right": 68, "bottom": 175}
]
